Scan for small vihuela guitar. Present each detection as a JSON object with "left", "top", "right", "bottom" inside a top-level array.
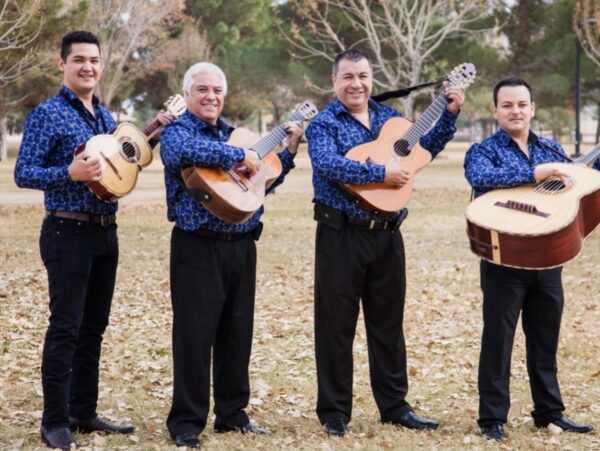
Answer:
[
  {"left": 182, "top": 100, "right": 318, "bottom": 224},
  {"left": 466, "top": 143, "right": 600, "bottom": 269},
  {"left": 342, "top": 63, "right": 477, "bottom": 216},
  {"left": 75, "top": 94, "right": 186, "bottom": 202}
]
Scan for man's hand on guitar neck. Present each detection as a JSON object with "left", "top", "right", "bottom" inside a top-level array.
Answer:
[
  {"left": 384, "top": 159, "right": 411, "bottom": 187},
  {"left": 68, "top": 152, "right": 103, "bottom": 182},
  {"left": 152, "top": 110, "right": 177, "bottom": 138},
  {"left": 443, "top": 81, "right": 465, "bottom": 115},
  {"left": 284, "top": 121, "right": 304, "bottom": 154}
]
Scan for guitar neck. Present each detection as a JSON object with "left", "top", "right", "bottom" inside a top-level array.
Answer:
[
  {"left": 397, "top": 93, "right": 448, "bottom": 153},
  {"left": 575, "top": 143, "right": 600, "bottom": 166},
  {"left": 250, "top": 111, "right": 305, "bottom": 159},
  {"left": 142, "top": 119, "right": 162, "bottom": 141}
]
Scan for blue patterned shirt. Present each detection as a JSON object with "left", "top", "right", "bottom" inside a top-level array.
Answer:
[
  {"left": 464, "top": 129, "right": 600, "bottom": 198},
  {"left": 305, "top": 98, "right": 458, "bottom": 220},
  {"left": 160, "top": 110, "right": 296, "bottom": 232},
  {"left": 14, "top": 86, "right": 117, "bottom": 213}
]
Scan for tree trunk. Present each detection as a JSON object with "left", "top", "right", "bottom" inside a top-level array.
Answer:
[
  {"left": 0, "top": 97, "right": 7, "bottom": 162},
  {"left": 596, "top": 101, "right": 600, "bottom": 144}
]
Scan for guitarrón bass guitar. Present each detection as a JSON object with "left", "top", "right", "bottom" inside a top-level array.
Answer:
[
  {"left": 466, "top": 144, "right": 600, "bottom": 269},
  {"left": 342, "top": 63, "right": 477, "bottom": 216},
  {"left": 181, "top": 101, "right": 318, "bottom": 224},
  {"left": 75, "top": 95, "right": 186, "bottom": 202}
]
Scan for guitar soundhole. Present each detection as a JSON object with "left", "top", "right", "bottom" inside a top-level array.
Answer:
[
  {"left": 119, "top": 139, "right": 140, "bottom": 163},
  {"left": 539, "top": 179, "right": 568, "bottom": 194},
  {"left": 394, "top": 139, "right": 411, "bottom": 157}
]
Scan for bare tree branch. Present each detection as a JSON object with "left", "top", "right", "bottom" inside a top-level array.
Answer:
[
  {"left": 86, "top": 0, "right": 185, "bottom": 107},
  {"left": 575, "top": 0, "right": 600, "bottom": 67},
  {"left": 0, "top": 0, "right": 44, "bottom": 88},
  {"left": 282, "top": 0, "right": 488, "bottom": 115}
]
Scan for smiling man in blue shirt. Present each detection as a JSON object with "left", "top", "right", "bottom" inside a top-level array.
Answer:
[
  {"left": 160, "top": 62, "right": 303, "bottom": 449},
  {"left": 464, "top": 76, "right": 596, "bottom": 441},
  {"left": 14, "top": 31, "right": 172, "bottom": 450},
  {"left": 305, "top": 48, "right": 465, "bottom": 437}
]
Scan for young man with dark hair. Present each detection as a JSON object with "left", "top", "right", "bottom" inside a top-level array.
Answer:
[
  {"left": 464, "top": 76, "right": 598, "bottom": 441},
  {"left": 305, "top": 48, "right": 465, "bottom": 437},
  {"left": 14, "top": 30, "right": 173, "bottom": 449}
]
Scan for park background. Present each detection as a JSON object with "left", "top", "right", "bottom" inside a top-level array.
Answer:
[{"left": 1, "top": 0, "right": 599, "bottom": 449}]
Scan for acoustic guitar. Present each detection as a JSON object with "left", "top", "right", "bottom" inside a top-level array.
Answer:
[
  {"left": 342, "top": 63, "right": 477, "bottom": 216},
  {"left": 466, "top": 144, "right": 600, "bottom": 269},
  {"left": 181, "top": 101, "right": 318, "bottom": 224},
  {"left": 75, "top": 94, "right": 186, "bottom": 202}
]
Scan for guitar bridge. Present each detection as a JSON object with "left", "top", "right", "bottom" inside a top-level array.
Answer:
[
  {"left": 494, "top": 200, "right": 550, "bottom": 217},
  {"left": 228, "top": 168, "right": 249, "bottom": 192}
]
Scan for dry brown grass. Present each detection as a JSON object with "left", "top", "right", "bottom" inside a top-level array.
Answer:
[{"left": 1, "top": 146, "right": 599, "bottom": 450}]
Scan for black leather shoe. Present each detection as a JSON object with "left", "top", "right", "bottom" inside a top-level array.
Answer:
[
  {"left": 535, "top": 416, "right": 593, "bottom": 433},
  {"left": 387, "top": 411, "right": 439, "bottom": 430},
  {"left": 215, "top": 422, "right": 270, "bottom": 435},
  {"left": 323, "top": 417, "right": 348, "bottom": 437},
  {"left": 480, "top": 423, "right": 506, "bottom": 441},
  {"left": 41, "top": 426, "right": 78, "bottom": 450},
  {"left": 174, "top": 433, "right": 201, "bottom": 448},
  {"left": 69, "top": 415, "right": 135, "bottom": 434}
]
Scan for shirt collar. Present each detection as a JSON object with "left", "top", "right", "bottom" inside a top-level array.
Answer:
[
  {"left": 59, "top": 86, "right": 101, "bottom": 107},
  {"left": 332, "top": 97, "right": 380, "bottom": 117},
  {"left": 184, "top": 110, "right": 233, "bottom": 134},
  {"left": 496, "top": 128, "right": 539, "bottom": 147}
]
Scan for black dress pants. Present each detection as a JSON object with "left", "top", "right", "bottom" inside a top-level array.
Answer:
[
  {"left": 39, "top": 215, "right": 118, "bottom": 428},
  {"left": 478, "top": 260, "right": 565, "bottom": 426},
  {"left": 167, "top": 227, "right": 256, "bottom": 438},
  {"left": 314, "top": 222, "right": 412, "bottom": 425}
]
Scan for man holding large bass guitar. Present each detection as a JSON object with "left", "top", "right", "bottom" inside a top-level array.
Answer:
[
  {"left": 464, "top": 77, "right": 597, "bottom": 441},
  {"left": 14, "top": 31, "right": 174, "bottom": 450},
  {"left": 305, "top": 48, "right": 465, "bottom": 437},
  {"left": 159, "top": 62, "right": 304, "bottom": 449}
]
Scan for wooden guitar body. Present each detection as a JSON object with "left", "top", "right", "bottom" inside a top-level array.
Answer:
[
  {"left": 75, "top": 122, "right": 153, "bottom": 202},
  {"left": 466, "top": 162, "right": 600, "bottom": 269},
  {"left": 342, "top": 117, "right": 432, "bottom": 216},
  {"left": 181, "top": 127, "right": 283, "bottom": 224},
  {"left": 73, "top": 94, "right": 186, "bottom": 202}
]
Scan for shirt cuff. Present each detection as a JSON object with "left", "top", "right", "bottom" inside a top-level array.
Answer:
[{"left": 278, "top": 148, "right": 297, "bottom": 172}]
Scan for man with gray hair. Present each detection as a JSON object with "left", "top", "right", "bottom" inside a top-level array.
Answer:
[{"left": 160, "top": 62, "right": 304, "bottom": 448}]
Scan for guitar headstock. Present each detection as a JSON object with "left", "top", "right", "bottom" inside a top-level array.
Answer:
[
  {"left": 164, "top": 94, "right": 187, "bottom": 117},
  {"left": 293, "top": 100, "right": 319, "bottom": 121},
  {"left": 447, "top": 63, "right": 477, "bottom": 89}
]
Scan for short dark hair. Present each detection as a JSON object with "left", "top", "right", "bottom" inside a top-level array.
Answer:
[
  {"left": 332, "top": 48, "right": 372, "bottom": 75},
  {"left": 493, "top": 76, "right": 532, "bottom": 106},
  {"left": 60, "top": 31, "right": 100, "bottom": 61}
]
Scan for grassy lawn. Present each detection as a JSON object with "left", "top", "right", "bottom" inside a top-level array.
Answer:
[{"left": 0, "top": 146, "right": 598, "bottom": 450}]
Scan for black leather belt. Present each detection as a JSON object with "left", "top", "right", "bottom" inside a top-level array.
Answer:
[
  {"left": 314, "top": 202, "right": 408, "bottom": 231},
  {"left": 47, "top": 211, "right": 116, "bottom": 227},
  {"left": 193, "top": 228, "right": 249, "bottom": 242},
  {"left": 345, "top": 215, "right": 397, "bottom": 230}
]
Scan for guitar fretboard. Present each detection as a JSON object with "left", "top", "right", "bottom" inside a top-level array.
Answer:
[
  {"left": 394, "top": 94, "right": 449, "bottom": 156},
  {"left": 575, "top": 143, "right": 600, "bottom": 166},
  {"left": 250, "top": 111, "right": 305, "bottom": 159}
]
